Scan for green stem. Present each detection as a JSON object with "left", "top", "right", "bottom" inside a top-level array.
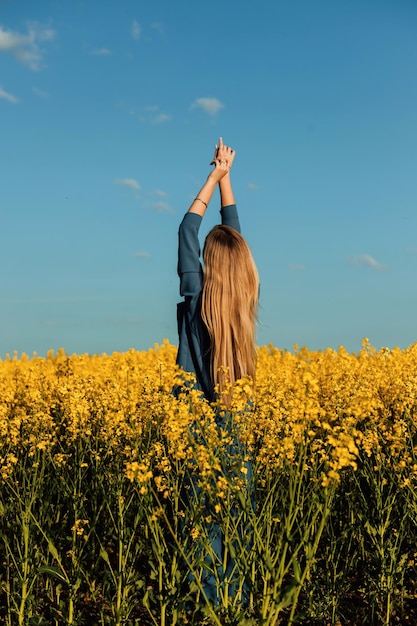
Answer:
[
  {"left": 287, "top": 489, "right": 333, "bottom": 625},
  {"left": 116, "top": 492, "right": 124, "bottom": 625},
  {"left": 68, "top": 597, "right": 74, "bottom": 624},
  {"left": 18, "top": 512, "right": 30, "bottom": 626}
]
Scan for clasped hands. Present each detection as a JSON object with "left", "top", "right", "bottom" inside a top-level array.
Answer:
[{"left": 209, "top": 137, "right": 235, "bottom": 183}]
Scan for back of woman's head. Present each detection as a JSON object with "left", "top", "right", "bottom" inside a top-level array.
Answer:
[{"left": 201, "top": 225, "right": 259, "bottom": 393}]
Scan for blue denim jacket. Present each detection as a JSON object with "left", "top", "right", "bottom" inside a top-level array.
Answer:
[{"left": 176, "top": 205, "right": 241, "bottom": 401}]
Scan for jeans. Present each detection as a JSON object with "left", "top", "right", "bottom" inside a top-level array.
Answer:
[{"left": 182, "top": 410, "right": 255, "bottom": 607}]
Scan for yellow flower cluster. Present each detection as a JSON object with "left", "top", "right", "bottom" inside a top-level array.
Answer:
[
  {"left": 1, "top": 338, "right": 417, "bottom": 490},
  {"left": 253, "top": 339, "right": 417, "bottom": 485},
  {"left": 71, "top": 518, "right": 89, "bottom": 536}
]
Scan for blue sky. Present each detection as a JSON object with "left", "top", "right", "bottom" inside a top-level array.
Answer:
[{"left": 1, "top": 0, "right": 417, "bottom": 357}]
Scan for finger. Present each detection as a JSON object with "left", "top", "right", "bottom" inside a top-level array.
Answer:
[
  {"left": 210, "top": 144, "right": 220, "bottom": 165},
  {"left": 221, "top": 144, "right": 234, "bottom": 158}
]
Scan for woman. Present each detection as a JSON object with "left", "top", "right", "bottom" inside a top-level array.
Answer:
[
  {"left": 176, "top": 137, "right": 259, "bottom": 403},
  {"left": 176, "top": 138, "right": 259, "bottom": 608}
]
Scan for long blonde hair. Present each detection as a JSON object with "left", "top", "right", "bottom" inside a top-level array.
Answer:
[{"left": 201, "top": 225, "right": 259, "bottom": 395}]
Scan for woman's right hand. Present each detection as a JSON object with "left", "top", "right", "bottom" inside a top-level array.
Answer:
[{"left": 209, "top": 137, "right": 235, "bottom": 182}]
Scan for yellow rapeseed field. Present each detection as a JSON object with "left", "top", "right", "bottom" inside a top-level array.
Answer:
[
  {"left": 2, "top": 338, "right": 417, "bottom": 479},
  {"left": 1, "top": 339, "right": 417, "bottom": 625}
]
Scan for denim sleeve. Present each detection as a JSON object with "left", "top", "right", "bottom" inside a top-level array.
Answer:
[
  {"left": 177, "top": 212, "right": 204, "bottom": 297},
  {"left": 220, "top": 204, "right": 241, "bottom": 233}
]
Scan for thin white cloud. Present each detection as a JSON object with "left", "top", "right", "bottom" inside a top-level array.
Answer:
[
  {"left": 114, "top": 178, "right": 141, "bottom": 190},
  {"left": 349, "top": 254, "right": 387, "bottom": 272},
  {"left": 147, "top": 190, "right": 172, "bottom": 212},
  {"left": 191, "top": 97, "right": 224, "bottom": 116},
  {"left": 0, "top": 22, "right": 55, "bottom": 70},
  {"left": 405, "top": 246, "right": 417, "bottom": 254},
  {"left": 91, "top": 47, "right": 112, "bottom": 56},
  {"left": 153, "top": 113, "right": 171, "bottom": 124},
  {"left": 247, "top": 182, "right": 258, "bottom": 192},
  {"left": 132, "top": 20, "right": 141, "bottom": 40},
  {"left": 32, "top": 86, "right": 49, "bottom": 99},
  {"left": 135, "top": 105, "right": 171, "bottom": 124},
  {"left": 134, "top": 251, "right": 150, "bottom": 258},
  {"left": 28, "top": 22, "right": 55, "bottom": 42},
  {"left": 0, "top": 86, "right": 19, "bottom": 103},
  {"left": 151, "top": 22, "right": 165, "bottom": 35},
  {"left": 152, "top": 201, "right": 173, "bottom": 213},
  {"left": 289, "top": 264, "right": 305, "bottom": 272}
]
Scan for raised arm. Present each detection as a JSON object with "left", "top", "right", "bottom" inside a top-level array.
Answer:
[
  {"left": 215, "top": 139, "right": 240, "bottom": 232},
  {"left": 178, "top": 139, "right": 233, "bottom": 296},
  {"left": 219, "top": 172, "right": 235, "bottom": 207},
  {"left": 187, "top": 139, "right": 231, "bottom": 217},
  {"left": 217, "top": 138, "right": 236, "bottom": 208}
]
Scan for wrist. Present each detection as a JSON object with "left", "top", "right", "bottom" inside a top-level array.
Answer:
[
  {"left": 207, "top": 171, "right": 222, "bottom": 186},
  {"left": 219, "top": 173, "right": 235, "bottom": 206},
  {"left": 219, "top": 172, "right": 231, "bottom": 185}
]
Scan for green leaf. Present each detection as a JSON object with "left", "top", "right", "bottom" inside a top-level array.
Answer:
[
  {"left": 38, "top": 565, "right": 68, "bottom": 584},
  {"left": 100, "top": 546, "right": 111, "bottom": 566},
  {"left": 292, "top": 556, "right": 302, "bottom": 583},
  {"left": 47, "top": 539, "right": 60, "bottom": 562}
]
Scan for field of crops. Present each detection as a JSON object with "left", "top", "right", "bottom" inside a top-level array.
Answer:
[{"left": 1, "top": 339, "right": 417, "bottom": 625}]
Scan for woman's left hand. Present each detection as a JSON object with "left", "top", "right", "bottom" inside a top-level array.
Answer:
[
  {"left": 208, "top": 157, "right": 230, "bottom": 184},
  {"left": 211, "top": 137, "right": 235, "bottom": 170}
]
